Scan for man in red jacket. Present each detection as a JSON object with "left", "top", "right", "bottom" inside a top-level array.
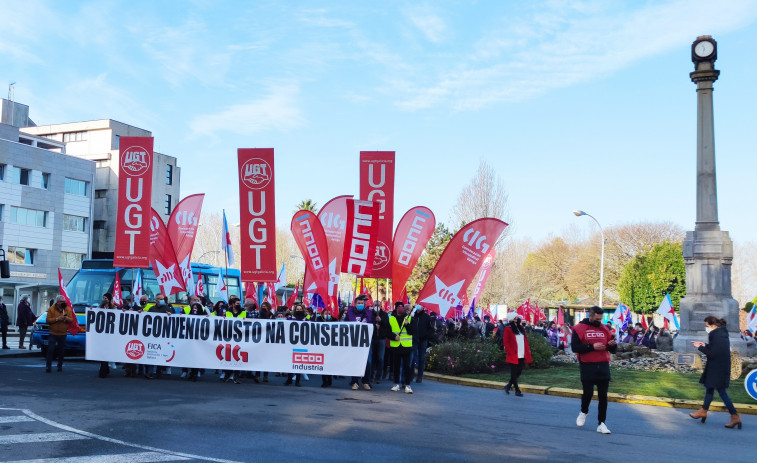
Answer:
[{"left": 571, "top": 306, "right": 617, "bottom": 434}]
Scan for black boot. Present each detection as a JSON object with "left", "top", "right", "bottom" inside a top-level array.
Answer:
[{"left": 504, "top": 382, "right": 511, "bottom": 394}]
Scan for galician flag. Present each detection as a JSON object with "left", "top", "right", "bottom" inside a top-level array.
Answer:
[
  {"left": 133, "top": 268, "right": 143, "bottom": 301},
  {"left": 215, "top": 268, "right": 228, "bottom": 301},
  {"left": 613, "top": 302, "right": 630, "bottom": 331},
  {"left": 656, "top": 293, "right": 679, "bottom": 330},
  {"left": 747, "top": 305, "right": 757, "bottom": 335},
  {"left": 275, "top": 264, "right": 286, "bottom": 291},
  {"left": 222, "top": 209, "right": 234, "bottom": 266}
]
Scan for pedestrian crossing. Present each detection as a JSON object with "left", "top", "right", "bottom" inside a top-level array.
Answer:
[{"left": 0, "top": 409, "right": 239, "bottom": 463}]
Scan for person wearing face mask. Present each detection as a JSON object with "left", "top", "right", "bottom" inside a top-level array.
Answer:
[
  {"left": 370, "top": 300, "right": 390, "bottom": 384},
  {"left": 502, "top": 311, "right": 532, "bottom": 397},
  {"left": 689, "top": 316, "right": 742, "bottom": 429},
  {"left": 222, "top": 300, "right": 246, "bottom": 384},
  {"left": 572, "top": 306, "right": 617, "bottom": 435},
  {"left": 346, "top": 294, "right": 374, "bottom": 390},
  {"left": 284, "top": 303, "right": 309, "bottom": 387},
  {"left": 389, "top": 302, "right": 414, "bottom": 393},
  {"left": 45, "top": 296, "right": 75, "bottom": 373},
  {"left": 144, "top": 293, "right": 173, "bottom": 379}
]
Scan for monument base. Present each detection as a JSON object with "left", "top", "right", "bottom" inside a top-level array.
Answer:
[{"left": 674, "top": 331, "right": 756, "bottom": 356}]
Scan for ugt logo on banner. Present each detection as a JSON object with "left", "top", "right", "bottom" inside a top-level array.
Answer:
[
  {"left": 238, "top": 149, "right": 277, "bottom": 281},
  {"left": 114, "top": 137, "right": 154, "bottom": 268}
]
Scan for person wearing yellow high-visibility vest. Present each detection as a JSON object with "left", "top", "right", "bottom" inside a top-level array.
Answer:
[
  {"left": 223, "top": 299, "right": 246, "bottom": 384},
  {"left": 389, "top": 302, "right": 415, "bottom": 394}
]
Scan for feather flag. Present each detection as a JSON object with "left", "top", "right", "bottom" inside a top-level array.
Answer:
[{"left": 747, "top": 305, "right": 757, "bottom": 335}]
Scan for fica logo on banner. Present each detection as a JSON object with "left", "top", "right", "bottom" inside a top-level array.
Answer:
[
  {"left": 291, "top": 348, "right": 325, "bottom": 371},
  {"left": 240, "top": 158, "right": 272, "bottom": 190},
  {"left": 125, "top": 339, "right": 175, "bottom": 363}
]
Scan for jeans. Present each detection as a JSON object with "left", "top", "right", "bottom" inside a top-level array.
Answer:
[
  {"left": 703, "top": 387, "right": 737, "bottom": 414},
  {"left": 581, "top": 379, "right": 610, "bottom": 424},
  {"left": 46, "top": 334, "right": 67, "bottom": 369},
  {"left": 507, "top": 358, "right": 525, "bottom": 391},
  {"left": 392, "top": 348, "right": 413, "bottom": 386},
  {"left": 372, "top": 338, "right": 385, "bottom": 380},
  {"left": 414, "top": 339, "right": 428, "bottom": 380},
  {"left": 18, "top": 325, "right": 28, "bottom": 347}
]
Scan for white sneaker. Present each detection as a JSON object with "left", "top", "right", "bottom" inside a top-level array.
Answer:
[
  {"left": 576, "top": 412, "right": 587, "bottom": 427},
  {"left": 219, "top": 372, "right": 226, "bottom": 380},
  {"left": 303, "top": 374, "right": 309, "bottom": 381},
  {"left": 391, "top": 384, "right": 400, "bottom": 392},
  {"left": 404, "top": 385, "right": 413, "bottom": 394},
  {"left": 351, "top": 383, "right": 359, "bottom": 390},
  {"left": 597, "top": 422, "right": 611, "bottom": 434},
  {"left": 180, "top": 372, "right": 187, "bottom": 379}
]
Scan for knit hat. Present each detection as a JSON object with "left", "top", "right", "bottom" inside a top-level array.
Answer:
[{"left": 507, "top": 311, "right": 518, "bottom": 322}]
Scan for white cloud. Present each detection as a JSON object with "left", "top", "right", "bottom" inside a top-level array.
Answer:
[
  {"left": 188, "top": 84, "right": 305, "bottom": 137},
  {"left": 395, "top": 0, "right": 757, "bottom": 111},
  {"left": 404, "top": 6, "right": 447, "bottom": 43}
]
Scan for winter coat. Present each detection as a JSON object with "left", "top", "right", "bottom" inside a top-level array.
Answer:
[
  {"left": 698, "top": 326, "right": 731, "bottom": 390},
  {"left": 502, "top": 323, "right": 532, "bottom": 365},
  {"left": 413, "top": 311, "right": 433, "bottom": 342},
  {"left": 372, "top": 309, "right": 391, "bottom": 340},
  {"left": 345, "top": 306, "right": 373, "bottom": 324},
  {"left": 16, "top": 301, "right": 36, "bottom": 327},
  {"left": 0, "top": 302, "right": 8, "bottom": 327},
  {"left": 655, "top": 333, "right": 673, "bottom": 351}
]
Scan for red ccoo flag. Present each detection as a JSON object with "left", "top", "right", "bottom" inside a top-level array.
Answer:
[{"left": 113, "top": 272, "right": 124, "bottom": 306}]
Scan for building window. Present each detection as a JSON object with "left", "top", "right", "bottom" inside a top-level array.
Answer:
[
  {"left": 10, "top": 167, "right": 30, "bottom": 186},
  {"left": 63, "top": 131, "right": 86, "bottom": 142},
  {"left": 0, "top": 204, "right": 3, "bottom": 221},
  {"left": 63, "top": 214, "right": 87, "bottom": 232},
  {"left": 115, "top": 135, "right": 120, "bottom": 149},
  {"left": 166, "top": 164, "right": 173, "bottom": 185},
  {"left": 9, "top": 206, "right": 48, "bottom": 227},
  {"left": 64, "top": 178, "right": 88, "bottom": 196},
  {"left": 41, "top": 173, "right": 50, "bottom": 189},
  {"left": 0, "top": 164, "right": 5, "bottom": 180},
  {"left": 60, "top": 252, "right": 85, "bottom": 269},
  {"left": 8, "top": 246, "right": 34, "bottom": 265},
  {"left": 93, "top": 220, "right": 106, "bottom": 229},
  {"left": 95, "top": 189, "right": 107, "bottom": 198},
  {"left": 164, "top": 194, "right": 172, "bottom": 215}
]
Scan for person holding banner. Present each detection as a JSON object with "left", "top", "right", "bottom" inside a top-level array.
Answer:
[
  {"left": 144, "top": 294, "right": 173, "bottom": 379},
  {"left": 346, "top": 295, "right": 373, "bottom": 391},
  {"left": 45, "top": 296, "right": 75, "bottom": 373},
  {"left": 389, "top": 302, "right": 415, "bottom": 394}
]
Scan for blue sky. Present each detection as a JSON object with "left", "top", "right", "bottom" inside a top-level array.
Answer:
[{"left": 3, "top": 0, "right": 757, "bottom": 244}]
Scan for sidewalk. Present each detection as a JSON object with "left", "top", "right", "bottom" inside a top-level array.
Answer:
[{"left": 424, "top": 371, "right": 757, "bottom": 416}]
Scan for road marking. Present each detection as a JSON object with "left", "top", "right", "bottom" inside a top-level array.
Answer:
[
  {"left": 0, "top": 408, "right": 243, "bottom": 463},
  {"left": 0, "top": 415, "right": 35, "bottom": 423},
  {"left": 4, "top": 451, "right": 190, "bottom": 463},
  {"left": 0, "top": 431, "right": 89, "bottom": 444}
]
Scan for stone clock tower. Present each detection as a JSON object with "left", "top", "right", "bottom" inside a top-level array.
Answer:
[{"left": 674, "top": 36, "right": 755, "bottom": 355}]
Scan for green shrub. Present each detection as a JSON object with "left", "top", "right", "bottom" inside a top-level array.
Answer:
[
  {"left": 427, "top": 339, "right": 507, "bottom": 375},
  {"left": 526, "top": 332, "right": 554, "bottom": 369}
]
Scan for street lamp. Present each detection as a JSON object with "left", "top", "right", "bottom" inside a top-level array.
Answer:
[{"left": 573, "top": 210, "right": 605, "bottom": 308}]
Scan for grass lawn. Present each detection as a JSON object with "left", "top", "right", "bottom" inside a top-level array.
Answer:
[{"left": 464, "top": 364, "right": 755, "bottom": 404}]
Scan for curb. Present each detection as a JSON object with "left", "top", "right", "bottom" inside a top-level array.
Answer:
[{"left": 424, "top": 372, "right": 757, "bottom": 415}]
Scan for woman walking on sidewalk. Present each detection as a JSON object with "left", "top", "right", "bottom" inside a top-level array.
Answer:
[
  {"left": 689, "top": 316, "right": 742, "bottom": 429},
  {"left": 502, "top": 311, "right": 531, "bottom": 397}
]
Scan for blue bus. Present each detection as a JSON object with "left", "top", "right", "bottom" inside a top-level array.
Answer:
[{"left": 30, "top": 259, "right": 241, "bottom": 354}]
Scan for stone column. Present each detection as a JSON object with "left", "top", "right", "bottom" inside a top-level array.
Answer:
[{"left": 674, "top": 37, "right": 755, "bottom": 355}]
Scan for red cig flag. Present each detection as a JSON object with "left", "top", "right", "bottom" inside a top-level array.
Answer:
[
  {"left": 238, "top": 149, "right": 277, "bottom": 281},
  {"left": 114, "top": 137, "right": 154, "bottom": 267}
]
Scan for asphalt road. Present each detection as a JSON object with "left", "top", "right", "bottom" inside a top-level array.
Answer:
[{"left": 0, "top": 356, "right": 753, "bottom": 463}]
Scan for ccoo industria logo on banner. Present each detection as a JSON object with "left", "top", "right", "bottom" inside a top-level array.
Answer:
[
  {"left": 114, "top": 137, "right": 154, "bottom": 268},
  {"left": 238, "top": 149, "right": 277, "bottom": 281}
]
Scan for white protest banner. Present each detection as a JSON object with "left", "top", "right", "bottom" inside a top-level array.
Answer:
[{"left": 84, "top": 309, "right": 371, "bottom": 376}]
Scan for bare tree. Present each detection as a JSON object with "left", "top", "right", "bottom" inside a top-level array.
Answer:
[
  {"left": 732, "top": 241, "right": 757, "bottom": 307},
  {"left": 451, "top": 159, "right": 510, "bottom": 233}
]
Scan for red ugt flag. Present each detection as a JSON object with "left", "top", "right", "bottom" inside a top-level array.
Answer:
[
  {"left": 359, "top": 151, "right": 395, "bottom": 278},
  {"left": 114, "top": 137, "right": 153, "bottom": 268},
  {"left": 238, "top": 149, "right": 276, "bottom": 281}
]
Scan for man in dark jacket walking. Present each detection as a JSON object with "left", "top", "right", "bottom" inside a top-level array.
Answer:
[
  {"left": 412, "top": 305, "right": 432, "bottom": 383},
  {"left": 16, "top": 295, "right": 35, "bottom": 349},
  {"left": 0, "top": 296, "right": 9, "bottom": 349},
  {"left": 572, "top": 306, "right": 617, "bottom": 434}
]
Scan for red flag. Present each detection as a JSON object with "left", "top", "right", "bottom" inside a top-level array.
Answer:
[
  {"left": 416, "top": 218, "right": 508, "bottom": 318},
  {"left": 557, "top": 306, "right": 565, "bottom": 326},
  {"left": 58, "top": 268, "right": 72, "bottom": 307},
  {"left": 58, "top": 269, "right": 78, "bottom": 336},
  {"left": 470, "top": 249, "right": 496, "bottom": 303},
  {"left": 266, "top": 282, "right": 278, "bottom": 306},
  {"left": 291, "top": 210, "right": 331, "bottom": 311},
  {"left": 195, "top": 271, "right": 204, "bottom": 297},
  {"left": 516, "top": 301, "right": 527, "bottom": 319},
  {"left": 167, "top": 194, "right": 204, "bottom": 294},
  {"left": 318, "top": 195, "right": 352, "bottom": 314},
  {"left": 113, "top": 273, "right": 123, "bottom": 306},
  {"left": 664, "top": 318, "right": 669, "bottom": 330},
  {"left": 341, "top": 199, "right": 380, "bottom": 277},
  {"left": 149, "top": 209, "right": 186, "bottom": 296},
  {"left": 238, "top": 148, "right": 277, "bottom": 281},
  {"left": 360, "top": 279, "right": 373, "bottom": 305},
  {"left": 359, "top": 151, "right": 395, "bottom": 278},
  {"left": 640, "top": 312, "right": 648, "bottom": 330},
  {"left": 286, "top": 283, "right": 299, "bottom": 307},
  {"left": 384, "top": 299, "right": 392, "bottom": 311},
  {"left": 114, "top": 137, "right": 154, "bottom": 268},
  {"left": 244, "top": 282, "right": 257, "bottom": 304},
  {"left": 396, "top": 285, "right": 409, "bottom": 305},
  {"left": 392, "top": 206, "right": 435, "bottom": 300}
]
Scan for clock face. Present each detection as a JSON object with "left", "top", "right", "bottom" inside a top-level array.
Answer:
[{"left": 694, "top": 40, "right": 715, "bottom": 58}]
